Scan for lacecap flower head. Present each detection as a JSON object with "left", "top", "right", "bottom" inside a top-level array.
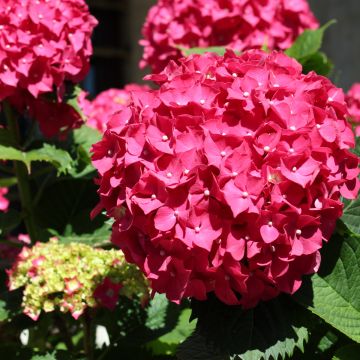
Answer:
[
  {"left": 80, "top": 84, "right": 151, "bottom": 133},
  {"left": 0, "top": 0, "right": 97, "bottom": 136},
  {"left": 140, "top": 0, "right": 319, "bottom": 72},
  {"left": 92, "top": 50, "right": 359, "bottom": 308},
  {"left": 8, "top": 239, "right": 149, "bottom": 321},
  {"left": 346, "top": 83, "right": 360, "bottom": 136}
]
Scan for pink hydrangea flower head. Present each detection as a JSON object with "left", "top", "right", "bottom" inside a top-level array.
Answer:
[
  {"left": 80, "top": 84, "right": 151, "bottom": 133},
  {"left": 346, "top": 83, "right": 360, "bottom": 136},
  {"left": 92, "top": 50, "right": 359, "bottom": 308},
  {"left": 0, "top": 187, "right": 9, "bottom": 212},
  {"left": 94, "top": 277, "right": 123, "bottom": 310},
  {"left": 0, "top": 0, "right": 97, "bottom": 101},
  {"left": 140, "top": 0, "right": 319, "bottom": 72}
]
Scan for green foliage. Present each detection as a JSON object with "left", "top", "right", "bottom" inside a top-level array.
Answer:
[
  {"left": 286, "top": 20, "right": 336, "bottom": 59},
  {"left": 180, "top": 46, "right": 228, "bottom": 56},
  {"left": 52, "top": 219, "right": 112, "bottom": 247},
  {"left": 63, "top": 84, "right": 85, "bottom": 120},
  {"left": 0, "top": 144, "right": 73, "bottom": 174},
  {"left": 285, "top": 20, "right": 336, "bottom": 76},
  {"left": 31, "top": 352, "right": 57, "bottom": 360},
  {"left": 301, "top": 51, "right": 333, "bottom": 76},
  {"left": 294, "top": 224, "right": 360, "bottom": 343},
  {"left": 148, "top": 309, "right": 196, "bottom": 356},
  {"left": 342, "top": 198, "right": 360, "bottom": 234},
  {"left": 0, "top": 299, "right": 9, "bottom": 322},
  {"left": 68, "top": 126, "right": 101, "bottom": 178},
  {"left": 177, "top": 295, "right": 309, "bottom": 360},
  {"left": 34, "top": 178, "right": 104, "bottom": 235}
]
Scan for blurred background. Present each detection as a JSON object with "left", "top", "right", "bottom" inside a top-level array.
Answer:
[{"left": 84, "top": 0, "right": 360, "bottom": 95}]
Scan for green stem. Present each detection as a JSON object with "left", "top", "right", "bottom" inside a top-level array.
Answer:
[
  {"left": 83, "top": 310, "right": 94, "bottom": 360},
  {"left": 3, "top": 102, "right": 38, "bottom": 242}
]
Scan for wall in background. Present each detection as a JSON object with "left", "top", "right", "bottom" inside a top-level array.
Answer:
[
  {"left": 86, "top": 0, "right": 360, "bottom": 94},
  {"left": 309, "top": 0, "right": 360, "bottom": 90}
]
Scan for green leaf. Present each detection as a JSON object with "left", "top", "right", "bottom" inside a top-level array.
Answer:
[
  {"left": 0, "top": 144, "right": 73, "bottom": 174},
  {"left": 148, "top": 309, "right": 196, "bottom": 355},
  {"left": 333, "top": 345, "right": 360, "bottom": 360},
  {"left": 350, "top": 137, "right": 360, "bottom": 157},
  {"left": 73, "top": 126, "right": 101, "bottom": 154},
  {"left": 53, "top": 219, "right": 112, "bottom": 247},
  {"left": 146, "top": 293, "right": 170, "bottom": 331},
  {"left": 68, "top": 126, "right": 101, "bottom": 178},
  {"left": 0, "top": 177, "right": 17, "bottom": 187},
  {"left": 0, "top": 289, "right": 22, "bottom": 322},
  {"left": 34, "top": 179, "right": 106, "bottom": 236},
  {"left": 181, "top": 46, "right": 228, "bottom": 56},
  {"left": 64, "top": 84, "right": 85, "bottom": 120},
  {"left": 342, "top": 198, "right": 360, "bottom": 235},
  {"left": 286, "top": 20, "right": 336, "bottom": 60},
  {"left": 31, "top": 353, "right": 57, "bottom": 360},
  {"left": 294, "top": 225, "right": 360, "bottom": 342},
  {"left": 0, "top": 299, "right": 9, "bottom": 322},
  {"left": 177, "top": 295, "right": 309, "bottom": 360},
  {"left": 301, "top": 51, "right": 333, "bottom": 76}
]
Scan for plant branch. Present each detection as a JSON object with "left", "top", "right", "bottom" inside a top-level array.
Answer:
[
  {"left": 82, "top": 309, "right": 94, "bottom": 360},
  {"left": 3, "top": 102, "right": 38, "bottom": 242}
]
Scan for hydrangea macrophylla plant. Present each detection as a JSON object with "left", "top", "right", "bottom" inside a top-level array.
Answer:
[
  {"left": 346, "top": 83, "right": 360, "bottom": 136},
  {"left": 92, "top": 50, "right": 359, "bottom": 308},
  {"left": 80, "top": 84, "right": 151, "bottom": 133},
  {"left": 0, "top": 187, "right": 9, "bottom": 212},
  {"left": 140, "top": 0, "right": 319, "bottom": 72},
  {"left": 0, "top": 0, "right": 97, "bottom": 136},
  {"left": 8, "top": 239, "right": 149, "bottom": 320}
]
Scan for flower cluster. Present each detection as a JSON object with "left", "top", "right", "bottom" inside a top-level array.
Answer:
[
  {"left": 0, "top": 0, "right": 97, "bottom": 136},
  {"left": 0, "top": 0, "right": 97, "bottom": 100},
  {"left": 80, "top": 84, "right": 150, "bottom": 133},
  {"left": 140, "top": 0, "right": 319, "bottom": 72},
  {"left": 0, "top": 187, "right": 9, "bottom": 212},
  {"left": 8, "top": 239, "right": 149, "bottom": 320},
  {"left": 92, "top": 50, "right": 359, "bottom": 308},
  {"left": 346, "top": 83, "right": 360, "bottom": 136}
]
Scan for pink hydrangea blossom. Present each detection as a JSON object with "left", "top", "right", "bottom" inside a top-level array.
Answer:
[
  {"left": 0, "top": 0, "right": 97, "bottom": 136},
  {"left": 94, "top": 277, "right": 123, "bottom": 310},
  {"left": 0, "top": 187, "right": 9, "bottom": 212},
  {"left": 80, "top": 84, "right": 151, "bottom": 133},
  {"left": 140, "top": 0, "right": 319, "bottom": 72},
  {"left": 92, "top": 50, "right": 359, "bottom": 308},
  {"left": 346, "top": 83, "right": 360, "bottom": 136}
]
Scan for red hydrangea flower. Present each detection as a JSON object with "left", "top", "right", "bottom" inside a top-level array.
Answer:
[
  {"left": 92, "top": 50, "right": 359, "bottom": 308},
  {"left": 0, "top": 0, "right": 97, "bottom": 136},
  {"left": 140, "top": 0, "right": 319, "bottom": 72},
  {"left": 80, "top": 84, "right": 151, "bottom": 133},
  {"left": 94, "top": 277, "right": 123, "bottom": 310},
  {"left": 0, "top": 187, "right": 9, "bottom": 212},
  {"left": 346, "top": 83, "right": 360, "bottom": 136}
]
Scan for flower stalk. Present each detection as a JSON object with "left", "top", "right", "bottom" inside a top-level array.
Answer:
[{"left": 4, "top": 101, "right": 38, "bottom": 242}]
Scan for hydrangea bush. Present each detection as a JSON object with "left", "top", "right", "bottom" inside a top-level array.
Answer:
[
  {"left": 1, "top": 0, "right": 360, "bottom": 359},
  {"left": 8, "top": 239, "right": 149, "bottom": 320},
  {"left": 92, "top": 49, "right": 359, "bottom": 309},
  {"left": 140, "top": 0, "right": 319, "bottom": 72}
]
